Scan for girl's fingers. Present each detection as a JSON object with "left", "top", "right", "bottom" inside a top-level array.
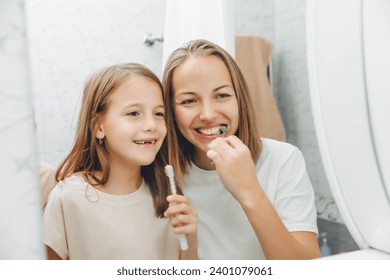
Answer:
[
  {"left": 165, "top": 195, "right": 197, "bottom": 218},
  {"left": 165, "top": 203, "right": 190, "bottom": 217},
  {"left": 171, "top": 223, "right": 197, "bottom": 235},
  {"left": 167, "top": 194, "right": 189, "bottom": 204},
  {"left": 165, "top": 194, "right": 197, "bottom": 235},
  {"left": 169, "top": 212, "right": 197, "bottom": 227},
  {"left": 169, "top": 214, "right": 197, "bottom": 235}
]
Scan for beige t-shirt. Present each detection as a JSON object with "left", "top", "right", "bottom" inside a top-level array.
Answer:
[
  {"left": 43, "top": 174, "right": 180, "bottom": 260},
  {"left": 39, "top": 162, "right": 57, "bottom": 211}
]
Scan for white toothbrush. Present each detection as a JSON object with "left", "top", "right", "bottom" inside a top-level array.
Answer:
[{"left": 165, "top": 165, "right": 189, "bottom": 251}]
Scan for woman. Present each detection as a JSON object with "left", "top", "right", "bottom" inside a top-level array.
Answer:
[{"left": 162, "top": 39, "right": 320, "bottom": 260}]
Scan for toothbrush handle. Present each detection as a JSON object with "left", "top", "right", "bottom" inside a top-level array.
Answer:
[
  {"left": 178, "top": 234, "right": 188, "bottom": 251},
  {"left": 167, "top": 173, "right": 188, "bottom": 250}
]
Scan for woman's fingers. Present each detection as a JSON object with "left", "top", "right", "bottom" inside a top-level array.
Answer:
[{"left": 207, "top": 135, "right": 249, "bottom": 166}]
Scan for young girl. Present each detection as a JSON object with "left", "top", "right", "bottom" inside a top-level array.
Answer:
[
  {"left": 43, "top": 63, "right": 197, "bottom": 260},
  {"left": 162, "top": 39, "right": 321, "bottom": 260}
]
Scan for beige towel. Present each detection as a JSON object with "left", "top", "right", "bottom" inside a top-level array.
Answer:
[
  {"left": 235, "top": 35, "right": 286, "bottom": 142},
  {"left": 39, "top": 162, "right": 57, "bottom": 212}
]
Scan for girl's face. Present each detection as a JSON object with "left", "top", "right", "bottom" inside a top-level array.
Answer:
[
  {"left": 172, "top": 55, "right": 239, "bottom": 167},
  {"left": 97, "top": 76, "right": 166, "bottom": 169}
]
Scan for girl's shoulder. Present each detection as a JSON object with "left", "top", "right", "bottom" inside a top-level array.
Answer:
[
  {"left": 50, "top": 174, "right": 87, "bottom": 199},
  {"left": 60, "top": 173, "right": 87, "bottom": 187}
]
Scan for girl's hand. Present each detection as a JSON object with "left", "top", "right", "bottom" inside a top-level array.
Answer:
[
  {"left": 164, "top": 195, "right": 198, "bottom": 248},
  {"left": 207, "top": 135, "right": 261, "bottom": 204}
]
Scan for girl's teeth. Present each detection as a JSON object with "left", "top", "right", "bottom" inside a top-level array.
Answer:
[{"left": 134, "top": 140, "right": 155, "bottom": 144}]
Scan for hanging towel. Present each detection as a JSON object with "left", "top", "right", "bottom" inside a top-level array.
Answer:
[
  {"left": 235, "top": 35, "right": 286, "bottom": 142},
  {"left": 162, "top": 0, "right": 235, "bottom": 68}
]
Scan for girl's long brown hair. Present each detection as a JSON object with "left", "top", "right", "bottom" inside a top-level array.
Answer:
[
  {"left": 56, "top": 63, "right": 169, "bottom": 217},
  {"left": 162, "top": 39, "right": 261, "bottom": 187}
]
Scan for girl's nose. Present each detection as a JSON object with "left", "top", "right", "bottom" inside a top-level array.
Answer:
[{"left": 143, "top": 114, "right": 157, "bottom": 132}]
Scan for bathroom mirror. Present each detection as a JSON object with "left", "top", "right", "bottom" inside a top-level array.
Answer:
[
  {"left": 5, "top": 0, "right": 388, "bottom": 259},
  {"left": 307, "top": 0, "right": 390, "bottom": 258}
]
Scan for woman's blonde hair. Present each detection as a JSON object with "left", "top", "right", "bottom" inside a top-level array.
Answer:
[
  {"left": 162, "top": 39, "right": 261, "bottom": 187},
  {"left": 56, "top": 63, "right": 169, "bottom": 217}
]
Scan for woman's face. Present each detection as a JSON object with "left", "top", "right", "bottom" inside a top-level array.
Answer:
[{"left": 171, "top": 55, "right": 239, "bottom": 167}]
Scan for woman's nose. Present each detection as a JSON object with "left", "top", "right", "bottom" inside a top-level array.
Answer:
[{"left": 199, "top": 102, "right": 218, "bottom": 121}]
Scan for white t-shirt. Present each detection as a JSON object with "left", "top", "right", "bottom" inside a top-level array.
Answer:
[
  {"left": 43, "top": 174, "right": 180, "bottom": 260},
  {"left": 182, "top": 138, "right": 318, "bottom": 260}
]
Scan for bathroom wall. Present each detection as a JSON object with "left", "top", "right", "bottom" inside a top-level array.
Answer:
[
  {"left": 272, "top": 0, "right": 358, "bottom": 254},
  {"left": 26, "top": 0, "right": 166, "bottom": 167},
  {"left": 234, "top": 0, "right": 341, "bottom": 224},
  {"left": 0, "top": 0, "right": 43, "bottom": 259},
  {"left": 25, "top": 0, "right": 355, "bottom": 255}
]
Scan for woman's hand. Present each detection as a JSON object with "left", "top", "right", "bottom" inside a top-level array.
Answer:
[{"left": 207, "top": 135, "right": 262, "bottom": 204}]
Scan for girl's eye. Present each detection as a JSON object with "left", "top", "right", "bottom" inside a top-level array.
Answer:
[
  {"left": 127, "top": 111, "right": 139, "bottom": 117},
  {"left": 155, "top": 111, "right": 165, "bottom": 117}
]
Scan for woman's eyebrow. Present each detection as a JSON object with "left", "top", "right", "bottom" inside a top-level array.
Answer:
[
  {"left": 213, "top": 84, "right": 233, "bottom": 91},
  {"left": 175, "top": 91, "right": 197, "bottom": 97}
]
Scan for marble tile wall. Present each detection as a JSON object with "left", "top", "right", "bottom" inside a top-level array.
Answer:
[
  {"left": 0, "top": 0, "right": 43, "bottom": 259},
  {"left": 234, "top": 0, "right": 274, "bottom": 42},
  {"left": 272, "top": 0, "right": 340, "bottom": 223},
  {"left": 26, "top": 0, "right": 166, "bottom": 168},
  {"left": 234, "top": 0, "right": 339, "bottom": 223}
]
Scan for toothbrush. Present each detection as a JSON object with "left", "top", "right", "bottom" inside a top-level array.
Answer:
[
  {"left": 165, "top": 165, "right": 189, "bottom": 251},
  {"left": 219, "top": 125, "right": 227, "bottom": 135},
  {"left": 210, "top": 125, "right": 227, "bottom": 166}
]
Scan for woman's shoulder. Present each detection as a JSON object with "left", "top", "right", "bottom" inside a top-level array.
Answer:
[
  {"left": 260, "top": 138, "right": 299, "bottom": 155},
  {"left": 258, "top": 138, "right": 302, "bottom": 167}
]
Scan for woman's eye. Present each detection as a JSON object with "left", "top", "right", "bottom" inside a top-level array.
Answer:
[
  {"left": 181, "top": 99, "right": 196, "bottom": 105},
  {"left": 216, "top": 93, "right": 230, "bottom": 99},
  {"left": 127, "top": 111, "right": 139, "bottom": 117}
]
